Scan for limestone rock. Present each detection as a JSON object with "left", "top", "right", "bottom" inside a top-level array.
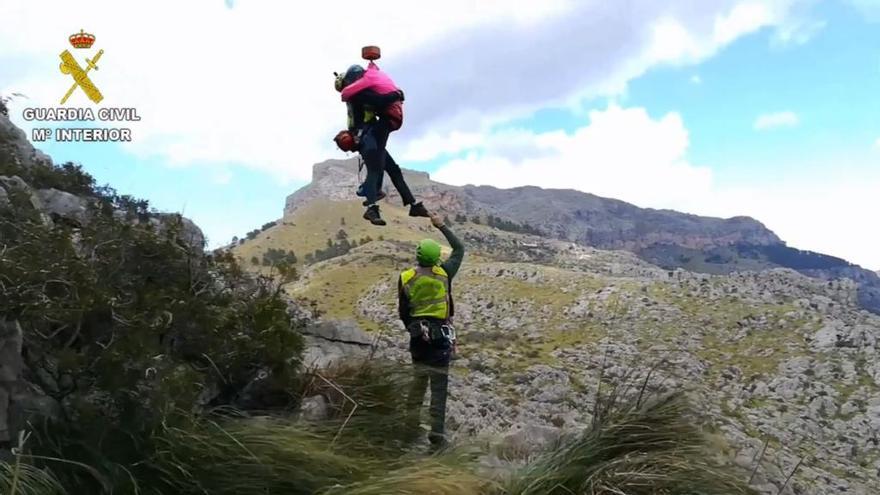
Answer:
[
  {"left": 35, "top": 188, "right": 90, "bottom": 225},
  {"left": 300, "top": 395, "right": 330, "bottom": 421}
]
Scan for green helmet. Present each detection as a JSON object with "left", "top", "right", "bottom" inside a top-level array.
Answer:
[{"left": 416, "top": 239, "right": 441, "bottom": 266}]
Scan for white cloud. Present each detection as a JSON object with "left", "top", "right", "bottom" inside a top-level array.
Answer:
[
  {"left": 772, "top": 17, "right": 826, "bottom": 46},
  {"left": 753, "top": 111, "right": 800, "bottom": 130},
  {"left": 430, "top": 104, "right": 880, "bottom": 269},
  {"left": 432, "top": 104, "right": 713, "bottom": 212},
  {"left": 874, "top": 137, "right": 880, "bottom": 149},
  {"left": 690, "top": 75, "right": 703, "bottom": 84},
  {"left": 0, "top": 0, "right": 573, "bottom": 184},
  {"left": 1, "top": 0, "right": 811, "bottom": 182}
]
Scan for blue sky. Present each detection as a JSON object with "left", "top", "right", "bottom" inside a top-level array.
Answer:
[{"left": 1, "top": 0, "right": 878, "bottom": 268}]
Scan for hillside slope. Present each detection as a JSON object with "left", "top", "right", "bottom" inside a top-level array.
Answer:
[
  {"left": 283, "top": 159, "right": 880, "bottom": 314},
  {"left": 238, "top": 184, "right": 880, "bottom": 493}
]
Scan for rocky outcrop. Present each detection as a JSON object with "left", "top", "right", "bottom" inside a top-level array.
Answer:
[
  {"left": 35, "top": 188, "right": 90, "bottom": 225},
  {"left": 300, "top": 319, "right": 373, "bottom": 368},
  {"left": 0, "top": 111, "right": 54, "bottom": 170},
  {"left": 154, "top": 214, "right": 206, "bottom": 252}
]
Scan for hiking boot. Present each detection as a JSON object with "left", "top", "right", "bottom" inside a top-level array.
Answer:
[
  {"left": 363, "top": 205, "right": 386, "bottom": 226},
  {"left": 361, "top": 190, "right": 387, "bottom": 206},
  {"left": 428, "top": 433, "right": 449, "bottom": 453},
  {"left": 408, "top": 201, "right": 430, "bottom": 218}
]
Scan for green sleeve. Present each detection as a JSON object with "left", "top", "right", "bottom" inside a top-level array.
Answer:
[{"left": 439, "top": 225, "right": 465, "bottom": 279}]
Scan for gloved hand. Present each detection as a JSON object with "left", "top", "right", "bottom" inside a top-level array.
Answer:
[
  {"left": 429, "top": 213, "right": 444, "bottom": 229},
  {"left": 333, "top": 130, "right": 358, "bottom": 152}
]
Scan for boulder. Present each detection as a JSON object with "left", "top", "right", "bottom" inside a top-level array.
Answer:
[
  {"left": 146, "top": 214, "right": 206, "bottom": 252},
  {"left": 301, "top": 336, "right": 370, "bottom": 369},
  {"left": 299, "top": 395, "right": 330, "bottom": 421},
  {"left": 303, "top": 320, "right": 373, "bottom": 345},
  {"left": 496, "top": 423, "right": 561, "bottom": 460},
  {"left": 35, "top": 188, "right": 90, "bottom": 225},
  {"left": 300, "top": 320, "right": 373, "bottom": 369}
]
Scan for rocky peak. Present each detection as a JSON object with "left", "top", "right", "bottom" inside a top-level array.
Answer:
[{"left": 285, "top": 157, "right": 434, "bottom": 215}]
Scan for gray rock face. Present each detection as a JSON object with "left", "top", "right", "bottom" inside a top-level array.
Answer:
[
  {"left": 35, "top": 188, "right": 90, "bottom": 225},
  {"left": 0, "top": 186, "right": 8, "bottom": 208},
  {"left": 303, "top": 320, "right": 374, "bottom": 345},
  {"left": 300, "top": 319, "right": 373, "bottom": 368},
  {"left": 150, "top": 214, "right": 206, "bottom": 252},
  {"left": 284, "top": 158, "right": 434, "bottom": 215},
  {"left": 0, "top": 112, "right": 54, "bottom": 170}
]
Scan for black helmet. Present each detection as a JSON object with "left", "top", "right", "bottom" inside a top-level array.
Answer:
[{"left": 335, "top": 64, "right": 365, "bottom": 91}]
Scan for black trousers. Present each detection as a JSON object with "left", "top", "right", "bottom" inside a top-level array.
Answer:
[
  {"left": 358, "top": 119, "right": 416, "bottom": 207},
  {"left": 405, "top": 333, "right": 452, "bottom": 443}
]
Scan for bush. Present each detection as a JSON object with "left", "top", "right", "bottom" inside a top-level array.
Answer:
[
  {"left": 0, "top": 155, "right": 307, "bottom": 491},
  {"left": 262, "top": 247, "right": 297, "bottom": 266}
]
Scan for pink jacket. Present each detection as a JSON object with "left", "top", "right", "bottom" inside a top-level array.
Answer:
[{"left": 340, "top": 61, "right": 399, "bottom": 101}]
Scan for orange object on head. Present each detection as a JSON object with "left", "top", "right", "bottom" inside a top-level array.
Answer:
[{"left": 362, "top": 45, "right": 381, "bottom": 60}]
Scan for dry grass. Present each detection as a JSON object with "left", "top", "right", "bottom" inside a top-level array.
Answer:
[
  {"left": 0, "top": 460, "right": 67, "bottom": 495},
  {"left": 3, "top": 360, "right": 759, "bottom": 495},
  {"left": 320, "top": 452, "right": 493, "bottom": 495},
  {"left": 500, "top": 390, "right": 757, "bottom": 495}
]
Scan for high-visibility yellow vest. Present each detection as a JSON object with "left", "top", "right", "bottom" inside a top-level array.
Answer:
[
  {"left": 400, "top": 265, "right": 450, "bottom": 320},
  {"left": 347, "top": 108, "right": 377, "bottom": 129}
]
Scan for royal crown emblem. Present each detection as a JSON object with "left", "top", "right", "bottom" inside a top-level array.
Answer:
[{"left": 69, "top": 29, "right": 95, "bottom": 49}]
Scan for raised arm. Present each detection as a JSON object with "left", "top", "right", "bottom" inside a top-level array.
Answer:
[{"left": 431, "top": 214, "right": 465, "bottom": 279}]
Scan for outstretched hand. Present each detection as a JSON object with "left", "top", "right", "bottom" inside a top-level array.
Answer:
[{"left": 429, "top": 212, "right": 444, "bottom": 229}]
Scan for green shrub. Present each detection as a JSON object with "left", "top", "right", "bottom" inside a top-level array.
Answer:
[{"left": 0, "top": 154, "right": 307, "bottom": 491}]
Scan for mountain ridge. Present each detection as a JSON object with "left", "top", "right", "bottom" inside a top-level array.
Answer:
[{"left": 286, "top": 158, "right": 880, "bottom": 314}]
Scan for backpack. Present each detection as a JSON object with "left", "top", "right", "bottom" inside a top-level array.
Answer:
[{"left": 383, "top": 90, "right": 404, "bottom": 132}]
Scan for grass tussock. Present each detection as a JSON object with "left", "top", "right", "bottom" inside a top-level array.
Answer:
[
  {"left": 321, "top": 451, "right": 492, "bottom": 495},
  {"left": 300, "top": 360, "right": 420, "bottom": 454},
  {"left": 0, "top": 459, "right": 67, "bottom": 495},
  {"left": 501, "top": 390, "right": 757, "bottom": 495},
  {"left": 2, "top": 360, "right": 759, "bottom": 495},
  {"left": 151, "top": 413, "right": 377, "bottom": 495}
]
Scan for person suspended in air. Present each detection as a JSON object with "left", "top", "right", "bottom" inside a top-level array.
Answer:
[{"left": 333, "top": 46, "right": 430, "bottom": 226}]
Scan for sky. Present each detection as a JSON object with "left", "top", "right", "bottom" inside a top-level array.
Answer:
[{"left": 0, "top": 0, "right": 878, "bottom": 269}]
